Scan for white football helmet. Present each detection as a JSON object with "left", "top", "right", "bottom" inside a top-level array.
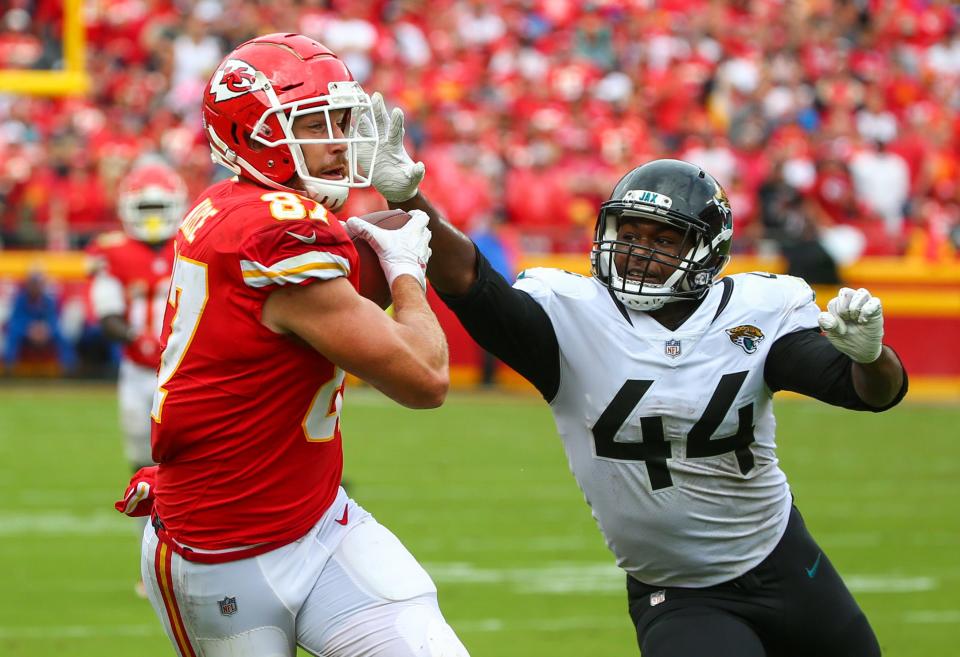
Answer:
[{"left": 117, "top": 162, "right": 187, "bottom": 243}]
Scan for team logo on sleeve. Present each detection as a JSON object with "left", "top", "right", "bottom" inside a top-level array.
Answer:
[
  {"left": 664, "top": 339, "right": 681, "bottom": 359},
  {"left": 218, "top": 596, "right": 238, "bottom": 616},
  {"left": 210, "top": 60, "right": 259, "bottom": 102},
  {"left": 726, "top": 325, "right": 765, "bottom": 354}
]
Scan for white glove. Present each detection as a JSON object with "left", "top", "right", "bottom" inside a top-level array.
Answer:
[
  {"left": 356, "top": 92, "right": 425, "bottom": 203},
  {"left": 346, "top": 209, "right": 431, "bottom": 290},
  {"left": 817, "top": 287, "right": 884, "bottom": 363}
]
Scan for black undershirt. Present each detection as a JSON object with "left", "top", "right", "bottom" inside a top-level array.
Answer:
[
  {"left": 438, "top": 248, "right": 561, "bottom": 401},
  {"left": 437, "top": 246, "right": 907, "bottom": 410}
]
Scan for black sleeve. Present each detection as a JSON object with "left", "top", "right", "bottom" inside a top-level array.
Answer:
[
  {"left": 435, "top": 245, "right": 561, "bottom": 401},
  {"left": 764, "top": 328, "right": 908, "bottom": 412}
]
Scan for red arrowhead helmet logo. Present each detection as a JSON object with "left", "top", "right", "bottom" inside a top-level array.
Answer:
[{"left": 210, "top": 59, "right": 259, "bottom": 102}]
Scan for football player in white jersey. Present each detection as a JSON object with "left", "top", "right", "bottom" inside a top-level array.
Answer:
[{"left": 351, "top": 96, "right": 906, "bottom": 657}]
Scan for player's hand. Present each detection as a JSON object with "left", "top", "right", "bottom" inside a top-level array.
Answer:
[
  {"left": 346, "top": 210, "right": 431, "bottom": 290},
  {"left": 817, "top": 287, "right": 884, "bottom": 363},
  {"left": 128, "top": 333, "right": 163, "bottom": 369},
  {"left": 356, "top": 92, "right": 425, "bottom": 203},
  {"left": 114, "top": 465, "right": 158, "bottom": 517}
]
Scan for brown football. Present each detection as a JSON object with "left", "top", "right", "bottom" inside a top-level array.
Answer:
[{"left": 351, "top": 209, "right": 412, "bottom": 309}]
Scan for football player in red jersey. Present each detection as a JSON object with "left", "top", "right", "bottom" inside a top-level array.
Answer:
[
  {"left": 88, "top": 159, "right": 185, "bottom": 596},
  {"left": 131, "top": 34, "right": 467, "bottom": 657}
]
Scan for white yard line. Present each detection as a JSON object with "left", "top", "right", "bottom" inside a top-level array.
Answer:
[
  {"left": 816, "top": 532, "right": 882, "bottom": 547},
  {"left": 411, "top": 535, "right": 601, "bottom": 553},
  {"left": 903, "top": 610, "right": 960, "bottom": 624},
  {"left": 16, "top": 489, "right": 119, "bottom": 506},
  {"left": 455, "top": 616, "right": 629, "bottom": 633},
  {"left": 0, "top": 511, "right": 130, "bottom": 536},
  {"left": 3, "top": 611, "right": 954, "bottom": 641},
  {"left": 425, "top": 561, "right": 624, "bottom": 594},
  {"left": 0, "top": 516, "right": 943, "bottom": 599},
  {"left": 845, "top": 575, "right": 938, "bottom": 593},
  {"left": 0, "top": 624, "right": 158, "bottom": 639},
  {"left": 425, "top": 562, "right": 940, "bottom": 595}
]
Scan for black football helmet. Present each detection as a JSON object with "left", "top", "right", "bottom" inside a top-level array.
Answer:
[{"left": 590, "top": 159, "right": 733, "bottom": 311}]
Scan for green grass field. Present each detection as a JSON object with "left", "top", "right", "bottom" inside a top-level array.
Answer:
[{"left": 0, "top": 384, "right": 957, "bottom": 657}]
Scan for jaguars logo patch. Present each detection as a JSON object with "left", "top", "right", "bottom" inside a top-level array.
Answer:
[{"left": 726, "top": 325, "right": 765, "bottom": 354}]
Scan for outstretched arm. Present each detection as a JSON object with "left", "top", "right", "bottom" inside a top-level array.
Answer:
[
  {"left": 765, "top": 331, "right": 906, "bottom": 411},
  {"left": 818, "top": 287, "right": 904, "bottom": 408},
  {"left": 850, "top": 346, "right": 904, "bottom": 408},
  {"left": 766, "top": 288, "right": 906, "bottom": 410},
  {"left": 358, "top": 92, "right": 561, "bottom": 399},
  {"left": 390, "top": 192, "right": 477, "bottom": 296},
  {"left": 358, "top": 91, "right": 477, "bottom": 296}
]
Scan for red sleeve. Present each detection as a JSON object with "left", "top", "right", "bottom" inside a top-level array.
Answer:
[
  {"left": 114, "top": 466, "right": 158, "bottom": 517},
  {"left": 237, "top": 218, "right": 358, "bottom": 290}
]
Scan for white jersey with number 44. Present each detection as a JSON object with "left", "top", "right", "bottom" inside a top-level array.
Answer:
[{"left": 513, "top": 269, "right": 821, "bottom": 587}]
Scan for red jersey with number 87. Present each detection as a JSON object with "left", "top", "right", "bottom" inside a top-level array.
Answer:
[{"left": 151, "top": 178, "right": 358, "bottom": 561}]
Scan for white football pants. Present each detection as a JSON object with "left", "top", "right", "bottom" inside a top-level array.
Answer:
[{"left": 140, "top": 487, "right": 470, "bottom": 657}]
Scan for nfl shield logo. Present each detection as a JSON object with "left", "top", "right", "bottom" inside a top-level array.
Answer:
[
  {"left": 650, "top": 590, "right": 666, "bottom": 606},
  {"left": 664, "top": 339, "right": 681, "bottom": 359},
  {"left": 218, "top": 596, "right": 238, "bottom": 616}
]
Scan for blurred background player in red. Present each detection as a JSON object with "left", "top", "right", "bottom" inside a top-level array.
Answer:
[
  {"left": 87, "top": 158, "right": 184, "bottom": 596},
  {"left": 128, "top": 33, "right": 468, "bottom": 657}
]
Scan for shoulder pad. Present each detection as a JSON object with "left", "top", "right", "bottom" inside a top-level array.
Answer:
[
  {"left": 91, "top": 231, "right": 127, "bottom": 248},
  {"left": 731, "top": 272, "right": 816, "bottom": 310},
  {"left": 238, "top": 217, "right": 352, "bottom": 290},
  {"left": 514, "top": 267, "right": 597, "bottom": 300},
  {"left": 85, "top": 253, "right": 106, "bottom": 275}
]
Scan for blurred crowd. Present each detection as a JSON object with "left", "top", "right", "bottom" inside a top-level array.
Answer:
[{"left": 1, "top": 0, "right": 959, "bottom": 263}]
